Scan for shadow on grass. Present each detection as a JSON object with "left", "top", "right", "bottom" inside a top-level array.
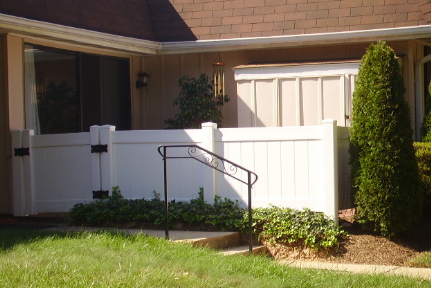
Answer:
[{"left": 0, "top": 225, "right": 140, "bottom": 252}]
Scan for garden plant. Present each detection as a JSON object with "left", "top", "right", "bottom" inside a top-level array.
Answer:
[{"left": 350, "top": 41, "right": 421, "bottom": 236}]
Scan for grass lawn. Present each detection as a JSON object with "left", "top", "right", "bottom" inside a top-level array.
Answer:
[
  {"left": 407, "top": 252, "right": 432, "bottom": 268},
  {"left": 0, "top": 228, "right": 429, "bottom": 288}
]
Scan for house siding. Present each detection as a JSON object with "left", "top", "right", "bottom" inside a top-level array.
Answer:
[
  {"left": 140, "top": 40, "right": 420, "bottom": 129},
  {"left": 155, "top": 0, "right": 431, "bottom": 41}
]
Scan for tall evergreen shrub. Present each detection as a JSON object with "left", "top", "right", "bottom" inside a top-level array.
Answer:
[{"left": 350, "top": 41, "right": 420, "bottom": 236}]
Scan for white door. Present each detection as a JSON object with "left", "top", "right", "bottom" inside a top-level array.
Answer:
[{"left": 235, "top": 62, "right": 359, "bottom": 127}]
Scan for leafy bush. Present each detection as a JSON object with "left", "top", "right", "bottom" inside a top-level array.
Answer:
[
  {"left": 350, "top": 41, "right": 421, "bottom": 236},
  {"left": 242, "top": 207, "right": 346, "bottom": 250},
  {"left": 414, "top": 142, "right": 431, "bottom": 195},
  {"left": 422, "top": 112, "right": 431, "bottom": 142},
  {"left": 70, "top": 188, "right": 243, "bottom": 231},
  {"left": 165, "top": 74, "right": 229, "bottom": 129},
  {"left": 70, "top": 188, "right": 345, "bottom": 250},
  {"left": 414, "top": 142, "right": 431, "bottom": 232}
]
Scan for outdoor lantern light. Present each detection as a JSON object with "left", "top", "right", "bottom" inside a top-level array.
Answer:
[
  {"left": 212, "top": 55, "right": 224, "bottom": 98},
  {"left": 136, "top": 72, "right": 149, "bottom": 88}
]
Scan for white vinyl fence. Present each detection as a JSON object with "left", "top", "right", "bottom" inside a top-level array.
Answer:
[{"left": 11, "top": 120, "right": 350, "bottom": 220}]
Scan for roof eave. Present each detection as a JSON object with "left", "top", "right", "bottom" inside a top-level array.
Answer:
[
  {"left": 160, "top": 25, "right": 431, "bottom": 54},
  {"left": 0, "top": 13, "right": 429, "bottom": 55},
  {"left": 0, "top": 13, "right": 161, "bottom": 55}
]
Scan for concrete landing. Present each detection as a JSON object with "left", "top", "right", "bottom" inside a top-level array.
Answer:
[
  {"left": 280, "top": 260, "right": 431, "bottom": 280},
  {"left": 220, "top": 245, "right": 268, "bottom": 256},
  {"left": 44, "top": 226, "right": 239, "bottom": 247}
]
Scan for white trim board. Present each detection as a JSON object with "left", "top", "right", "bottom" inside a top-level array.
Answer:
[
  {"left": 0, "top": 13, "right": 161, "bottom": 54},
  {"left": 234, "top": 62, "right": 360, "bottom": 81},
  {"left": 161, "top": 25, "right": 431, "bottom": 54},
  {"left": 0, "top": 13, "right": 429, "bottom": 55}
]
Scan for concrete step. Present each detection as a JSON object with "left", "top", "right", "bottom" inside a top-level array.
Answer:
[
  {"left": 220, "top": 245, "right": 268, "bottom": 256},
  {"left": 176, "top": 231, "right": 242, "bottom": 249}
]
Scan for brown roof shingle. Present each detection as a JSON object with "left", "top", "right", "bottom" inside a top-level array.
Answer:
[
  {"left": 0, "top": 0, "right": 157, "bottom": 40},
  {"left": 0, "top": 0, "right": 429, "bottom": 42}
]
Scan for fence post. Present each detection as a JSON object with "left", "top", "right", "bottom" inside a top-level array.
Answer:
[
  {"left": 322, "top": 119, "right": 339, "bottom": 222},
  {"left": 100, "top": 125, "right": 116, "bottom": 195},
  {"left": 22, "top": 129, "right": 34, "bottom": 215},
  {"left": 90, "top": 125, "right": 101, "bottom": 197},
  {"left": 11, "top": 129, "right": 34, "bottom": 216},
  {"left": 201, "top": 122, "right": 218, "bottom": 203},
  {"left": 11, "top": 130, "right": 24, "bottom": 216}
]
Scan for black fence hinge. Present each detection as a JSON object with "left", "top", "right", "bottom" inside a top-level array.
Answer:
[
  {"left": 91, "top": 144, "right": 108, "bottom": 153},
  {"left": 92, "top": 190, "right": 109, "bottom": 199},
  {"left": 14, "top": 147, "right": 30, "bottom": 157}
]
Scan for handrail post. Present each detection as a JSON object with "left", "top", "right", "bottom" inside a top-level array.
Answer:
[
  {"left": 163, "top": 146, "right": 169, "bottom": 240},
  {"left": 248, "top": 171, "right": 252, "bottom": 254}
]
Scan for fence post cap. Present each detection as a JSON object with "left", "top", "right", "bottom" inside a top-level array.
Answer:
[
  {"left": 321, "top": 119, "right": 337, "bottom": 125},
  {"left": 100, "top": 125, "right": 116, "bottom": 131},
  {"left": 201, "top": 122, "right": 217, "bottom": 128}
]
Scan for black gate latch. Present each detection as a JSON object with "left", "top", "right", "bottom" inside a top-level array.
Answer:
[
  {"left": 91, "top": 144, "right": 108, "bottom": 153},
  {"left": 14, "top": 147, "right": 30, "bottom": 157}
]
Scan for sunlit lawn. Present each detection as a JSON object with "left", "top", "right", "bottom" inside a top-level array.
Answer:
[{"left": 0, "top": 228, "right": 429, "bottom": 288}]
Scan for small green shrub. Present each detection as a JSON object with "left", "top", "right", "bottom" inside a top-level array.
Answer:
[
  {"left": 414, "top": 142, "right": 431, "bottom": 231},
  {"left": 69, "top": 188, "right": 243, "bottom": 231},
  {"left": 414, "top": 142, "right": 431, "bottom": 196},
  {"left": 350, "top": 41, "right": 420, "bottom": 236},
  {"left": 422, "top": 112, "right": 431, "bottom": 142},
  {"left": 242, "top": 207, "right": 346, "bottom": 250},
  {"left": 165, "top": 74, "right": 229, "bottom": 129},
  {"left": 70, "top": 189, "right": 345, "bottom": 250}
]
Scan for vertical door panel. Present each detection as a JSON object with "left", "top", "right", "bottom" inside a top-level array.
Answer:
[
  {"left": 300, "top": 78, "right": 318, "bottom": 125},
  {"left": 280, "top": 78, "right": 297, "bottom": 126},
  {"left": 322, "top": 76, "right": 342, "bottom": 125},
  {"left": 255, "top": 80, "right": 275, "bottom": 127},
  {"left": 237, "top": 81, "right": 254, "bottom": 127}
]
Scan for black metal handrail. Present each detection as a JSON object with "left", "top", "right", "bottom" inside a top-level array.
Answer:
[{"left": 157, "top": 144, "right": 258, "bottom": 253}]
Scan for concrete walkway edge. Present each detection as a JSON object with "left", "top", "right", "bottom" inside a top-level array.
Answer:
[{"left": 279, "top": 260, "right": 431, "bottom": 280}]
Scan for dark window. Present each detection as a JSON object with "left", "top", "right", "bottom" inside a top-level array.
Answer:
[{"left": 24, "top": 44, "right": 131, "bottom": 134}]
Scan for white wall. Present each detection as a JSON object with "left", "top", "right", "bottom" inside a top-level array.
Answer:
[{"left": 12, "top": 121, "right": 346, "bottom": 220}]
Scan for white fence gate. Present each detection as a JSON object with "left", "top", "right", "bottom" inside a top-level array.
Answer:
[{"left": 11, "top": 120, "right": 350, "bottom": 220}]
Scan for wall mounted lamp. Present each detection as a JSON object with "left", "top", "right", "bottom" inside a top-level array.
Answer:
[{"left": 136, "top": 72, "right": 150, "bottom": 88}]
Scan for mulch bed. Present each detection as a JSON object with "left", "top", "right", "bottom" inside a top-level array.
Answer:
[{"left": 265, "top": 221, "right": 430, "bottom": 267}]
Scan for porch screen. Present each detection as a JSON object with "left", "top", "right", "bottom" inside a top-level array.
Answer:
[
  {"left": 24, "top": 44, "right": 131, "bottom": 134},
  {"left": 234, "top": 62, "right": 359, "bottom": 127}
]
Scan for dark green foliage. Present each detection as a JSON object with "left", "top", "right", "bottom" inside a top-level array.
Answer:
[
  {"left": 422, "top": 112, "right": 431, "bottom": 142},
  {"left": 243, "top": 207, "right": 346, "bottom": 249},
  {"left": 350, "top": 41, "right": 420, "bottom": 236},
  {"left": 69, "top": 187, "right": 243, "bottom": 231},
  {"left": 414, "top": 142, "right": 431, "bottom": 229},
  {"left": 165, "top": 74, "right": 229, "bottom": 129},
  {"left": 70, "top": 188, "right": 345, "bottom": 250},
  {"left": 414, "top": 142, "right": 431, "bottom": 195}
]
